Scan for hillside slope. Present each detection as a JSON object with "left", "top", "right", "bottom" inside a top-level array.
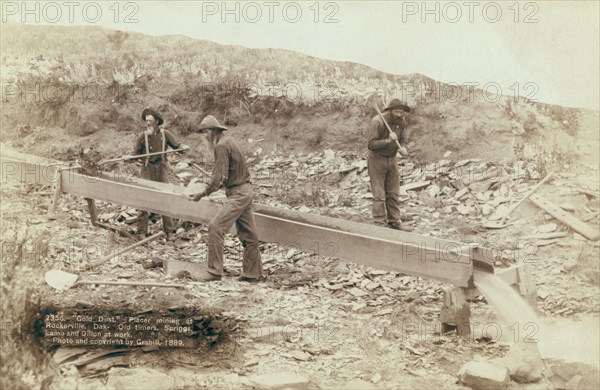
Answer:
[{"left": 0, "top": 22, "right": 597, "bottom": 168}]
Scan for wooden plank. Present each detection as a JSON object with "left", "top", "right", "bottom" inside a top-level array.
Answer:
[
  {"left": 94, "top": 170, "right": 495, "bottom": 272},
  {"left": 1, "top": 152, "right": 501, "bottom": 286},
  {"left": 61, "top": 172, "right": 474, "bottom": 286},
  {"left": 530, "top": 194, "right": 600, "bottom": 241},
  {"left": 521, "top": 232, "right": 569, "bottom": 240}
]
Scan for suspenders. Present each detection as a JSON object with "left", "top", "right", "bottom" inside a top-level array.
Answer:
[{"left": 143, "top": 129, "right": 166, "bottom": 167}]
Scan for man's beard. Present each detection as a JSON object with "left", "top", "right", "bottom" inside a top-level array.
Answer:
[
  {"left": 389, "top": 114, "right": 403, "bottom": 124},
  {"left": 207, "top": 133, "right": 218, "bottom": 151}
]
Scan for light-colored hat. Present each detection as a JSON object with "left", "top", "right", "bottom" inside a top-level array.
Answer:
[{"left": 198, "top": 115, "right": 227, "bottom": 131}]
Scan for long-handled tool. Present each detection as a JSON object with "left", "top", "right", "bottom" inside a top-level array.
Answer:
[
  {"left": 483, "top": 172, "right": 554, "bottom": 229},
  {"left": 82, "top": 231, "right": 165, "bottom": 271},
  {"left": 98, "top": 148, "right": 186, "bottom": 165},
  {"left": 44, "top": 270, "right": 184, "bottom": 291},
  {"left": 190, "top": 163, "right": 211, "bottom": 177},
  {"left": 373, "top": 104, "right": 407, "bottom": 156},
  {"left": 44, "top": 232, "right": 165, "bottom": 285}
]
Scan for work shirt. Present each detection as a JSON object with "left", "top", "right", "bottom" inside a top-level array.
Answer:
[
  {"left": 204, "top": 135, "right": 250, "bottom": 196},
  {"left": 367, "top": 112, "right": 406, "bottom": 157},
  {"left": 132, "top": 128, "right": 180, "bottom": 164}
]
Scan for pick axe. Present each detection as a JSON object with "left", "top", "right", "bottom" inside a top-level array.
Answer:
[{"left": 373, "top": 104, "right": 408, "bottom": 157}]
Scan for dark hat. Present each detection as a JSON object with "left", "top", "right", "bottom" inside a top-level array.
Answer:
[
  {"left": 198, "top": 115, "right": 228, "bottom": 132},
  {"left": 383, "top": 98, "right": 411, "bottom": 113},
  {"left": 141, "top": 108, "right": 164, "bottom": 126}
]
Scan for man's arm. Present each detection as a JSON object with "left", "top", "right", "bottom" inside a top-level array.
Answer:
[
  {"left": 132, "top": 133, "right": 145, "bottom": 155},
  {"left": 164, "top": 130, "right": 180, "bottom": 149},
  {"left": 367, "top": 117, "right": 394, "bottom": 151},
  {"left": 164, "top": 130, "right": 189, "bottom": 151},
  {"left": 189, "top": 145, "right": 229, "bottom": 201},
  {"left": 397, "top": 118, "right": 409, "bottom": 156}
]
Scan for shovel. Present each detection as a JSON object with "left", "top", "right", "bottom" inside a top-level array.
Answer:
[
  {"left": 45, "top": 231, "right": 164, "bottom": 276},
  {"left": 44, "top": 270, "right": 184, "bottom": 291},
  {"left": 44, "top": 232, "right": 166, "bottom": 290},
  {"left": 483, "top": 172, "right": 554, "bottom": 229}
]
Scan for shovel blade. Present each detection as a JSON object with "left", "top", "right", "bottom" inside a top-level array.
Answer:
[{"left": 45, "top": 270, "right": 79, "bottom": 290}]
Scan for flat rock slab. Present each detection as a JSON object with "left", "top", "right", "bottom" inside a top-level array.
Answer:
[{"left": 458, "top": 360, "right": 510, "bottom": 390}]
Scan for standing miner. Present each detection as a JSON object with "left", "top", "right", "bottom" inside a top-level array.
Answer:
[
  {"left": 132, "top": 108, "right": 188, "bottom": 241},
  {"left": 367, "top": 98, "right": 413, "bottom": 231},
  {"left": 188, "top": 115, "right": 264, "bottom": 283}
]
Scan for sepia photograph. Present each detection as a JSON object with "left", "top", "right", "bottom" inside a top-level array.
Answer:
[{"left": 0, "top": 1, "right": 599, "bottom": 389}]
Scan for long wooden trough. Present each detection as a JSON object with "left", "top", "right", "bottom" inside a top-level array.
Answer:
[{"left": 1, "top": 149, "right": 519, "bottom": 289}]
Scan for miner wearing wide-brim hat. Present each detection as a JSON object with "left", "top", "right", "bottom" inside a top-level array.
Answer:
[
  {"left": 131, "top": 108, "right": 189, "bottom": 241},
  {"left": 367, "top": 98, "right": 412, "bottom": 231},
  {"left": 188, "top": 115, "right": 264, "bottom": 283}
]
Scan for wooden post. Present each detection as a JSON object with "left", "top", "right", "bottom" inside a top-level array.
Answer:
[
  {"left": 440, "top": 287, "right": 471, "bottom": 337},
  {"left": 86, "top": 198, "right": 98, "bottom": 226},
  {"left": 47, "top": 168, "right": 63, "bottom": 215},
  {"left": 515, "top": 265, "right": 538, "bottom": 311}
]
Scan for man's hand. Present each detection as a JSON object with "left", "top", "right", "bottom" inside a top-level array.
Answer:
[
  {"left": 389, "top": 133, "right": 398, "bottom": 141},
  {"left": 188, "top": 192, "right": 205, "bottom": 202},
  {"left": 399, "top": 146, "right": 408, "bottom": 156},
  {"left": 181, "top": 144, "right": 190, "bottom": 151}
]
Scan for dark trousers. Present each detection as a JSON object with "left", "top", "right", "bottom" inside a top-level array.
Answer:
[
  {"left": 368, "top": 153, "right": 401, "bottom": 227},
  {"left": 207, "top": 184, "right": 263, "bottom": 278},
  {"left": 137, "top": 163, "right": 174, "bottom": 234}
]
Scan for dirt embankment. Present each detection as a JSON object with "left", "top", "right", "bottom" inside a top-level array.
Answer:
[{"left": 1, "top": 77, "right": 597, "bottom": 172}]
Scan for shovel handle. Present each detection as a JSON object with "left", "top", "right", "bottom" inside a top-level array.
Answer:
[
  {"left": 191, "top": 163, "right": 211, "bottom": 177},
  {"left": 77, "top": 280, "right": 184, "bottom": 288},
  {"left": 502, "top": 171, "right": 554, "bottom": 221},
  {"left": 83, "top": 232, "right": 165, "bottom": 271}
]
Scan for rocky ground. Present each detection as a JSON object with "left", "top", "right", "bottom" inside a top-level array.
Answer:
[
  {"left": 2, "top": 20, "right": 599, "bottom": 390},
  {"left": 1, "top": 144, "right": 599, "bottom": 389}
]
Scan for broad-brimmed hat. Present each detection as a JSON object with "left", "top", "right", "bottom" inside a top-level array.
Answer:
[
  {"left": 198, "top": 115, "right": 228, "bottom": 132},
  {"left": 383, "top": 98, "right": 411, "bottom": 113},
  {"left": 141, "top": 108, "right": 164, "bottom": 126}
]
